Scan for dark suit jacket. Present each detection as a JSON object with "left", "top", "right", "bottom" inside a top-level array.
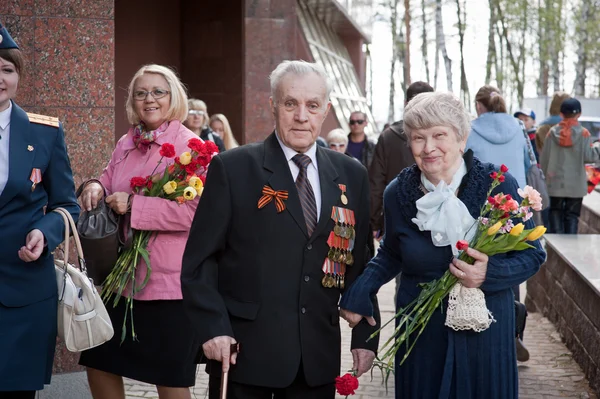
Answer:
[
  {"left": 181, "top": 133, "right": 380, "bottom": 388},
  {"left": 0, "top": 102, "right": 79, "bottom": 307}
]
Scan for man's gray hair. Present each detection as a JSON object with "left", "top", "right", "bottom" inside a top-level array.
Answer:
[
  {"left": 403, "top": 92, "right": 471, "bottom": 142},
  {"left": 269, "top": 60, "right": 333, "bottom": 104}
]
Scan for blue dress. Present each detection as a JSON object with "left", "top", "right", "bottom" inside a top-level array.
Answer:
[{"left": 340, "top": 154, "right": 546, "bottom": 399}]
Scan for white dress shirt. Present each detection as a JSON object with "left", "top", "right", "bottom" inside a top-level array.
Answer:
[
  {"left": 0, "top": 102, "right": 12, "bottom": 197},
  {"left": 275, "top": 132, "right": 322, "bottom": 221}
]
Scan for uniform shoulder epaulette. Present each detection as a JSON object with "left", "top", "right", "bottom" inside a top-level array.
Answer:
[{"left": 26, "top": 112, "right": 60, "bottom": 128}]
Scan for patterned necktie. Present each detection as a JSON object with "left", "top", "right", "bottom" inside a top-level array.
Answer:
[{"left": 292, "top": 154, "right": 318, "bottom": 236}]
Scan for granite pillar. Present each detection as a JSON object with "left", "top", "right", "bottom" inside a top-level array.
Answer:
[
  {"left": 243, "top": 0, "right": 298, "bottom": 143},
  {"left": 1, "top": 0, "right": 115, "bottom": 374}
]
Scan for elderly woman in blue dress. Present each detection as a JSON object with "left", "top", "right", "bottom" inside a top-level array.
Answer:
[{"left": 340, "top": 92, "right": 546, "bottom": 399}]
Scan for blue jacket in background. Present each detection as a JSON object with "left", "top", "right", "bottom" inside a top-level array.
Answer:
[{"left": 467, "top": 112, "right": 530, "bottom": 188}]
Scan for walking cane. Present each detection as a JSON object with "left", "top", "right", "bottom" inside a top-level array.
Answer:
[{"left": 220, "top": 343, "right": 240, "bottom": 399}]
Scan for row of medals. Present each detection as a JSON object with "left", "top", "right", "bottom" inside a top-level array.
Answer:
[{"left": 322, "top": 221, "right": 355, "bottom": 289}]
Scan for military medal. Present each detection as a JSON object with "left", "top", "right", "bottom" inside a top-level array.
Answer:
[
  {"left": 30, "top": 168, "right": 42, "bottom": 191},
  {"left": 322, "top": 206, "right": 357, "bottom": 289},
  {"left": 339, "top": 184, "right": 348, "bottom": 205}
]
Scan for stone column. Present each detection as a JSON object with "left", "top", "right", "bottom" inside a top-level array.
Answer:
[{"left": 243, "top": 0, "right": 298, "bottom": 143}]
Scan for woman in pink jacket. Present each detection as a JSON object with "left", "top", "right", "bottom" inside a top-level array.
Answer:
[{"left": 78, "top": 64, "right": 201, "bottom": 399}]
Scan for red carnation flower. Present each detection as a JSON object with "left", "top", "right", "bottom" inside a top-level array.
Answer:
[
  {"left": 159, "top": 143, "right": 176, "bottom": 158},
  {"left": 203, "top": 140, "right": 219, "bottom": 155},
  {"left": 130, "top": 176, "right": 147, "bottom": 189},
  {"left": 488, "top": 196, "right": 495, "bottom": 205},
  {"left": 188, "top": 138, "right": 204, "bottom": 153},
  {"left": 498, "top": 175, "right": 506, "bottom": 182},
  {"left": 500, "top": 164, "right": 509, "bottom": 173},
  {"left": 335, "top": 373, "right": 359, "bottom": 396},
  {"left": 456, "top": 240, "right": 469, "bottom": 251},
  {"left": 185, "top": 162, "right": 198, "bottom": 175},
  {"left": 505, "top": 194, "right": 512, "bottom": 201},
  {"left": 490, "top": 171, "right": 498, "bottom": 180}
]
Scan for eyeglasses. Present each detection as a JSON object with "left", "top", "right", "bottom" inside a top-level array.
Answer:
[
  {"left": 349, "top": 119, "right": 365, "bottom": 125},
  {"left": 188, "top": 110, "right": 206, "bottom": 116},
  {"left": 133, "top": 89, "right": 170, "bottom": 101},
  {"left": 329, "top": 143, "right": 346, "bottom": 148}
]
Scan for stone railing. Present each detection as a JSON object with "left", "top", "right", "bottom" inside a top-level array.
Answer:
[{"left": 526, "top": 235, "right": 600, "bottom": 394}]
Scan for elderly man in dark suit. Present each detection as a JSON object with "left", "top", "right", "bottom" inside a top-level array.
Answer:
[{"left": 181, "top": 60, "right": 380, "bottom": 398}]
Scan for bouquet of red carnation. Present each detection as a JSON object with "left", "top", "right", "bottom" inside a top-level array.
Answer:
[
  {"left": 370, "top": 165, "right": 546, "bottom": 371},
  {"left": 102, "top": 138, "right": 218, "bottom": 342},
  {"left": 335, "top": 371, "right": 359, "bottom": 397}
]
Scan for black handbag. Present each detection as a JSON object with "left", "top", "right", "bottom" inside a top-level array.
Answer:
[
  {"left": 76, "top": 180, "right": 120, "bottom": 285},
  {"left": 514, "top": 300, "right": 528, "bottom": 339}
]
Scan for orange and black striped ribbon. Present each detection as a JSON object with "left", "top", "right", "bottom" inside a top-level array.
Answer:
[{"left": 257, "top": 185, "right": 288, "bottom": 213}]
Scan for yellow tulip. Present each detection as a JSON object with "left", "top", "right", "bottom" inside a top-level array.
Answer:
[
  {"left": 487, "top": 221, "right": 502, "bottom": 236},
  {"left": 183, "top": 186, "right": 197, "bottom": 200},
  {"left": 188, "top": 176, "right": 203, "bottom": 192},
  {"left": 179, "top": 152, "right": 192, "bottom": 166},
  {"left": 509, "top": 223, "right": 524, "bottom": 236},
  {"left": 526, "top": 225, "right": 547, "bottom": 241},
  {"left": 163, "top": 181, "right": 177, "bottom": 195}
]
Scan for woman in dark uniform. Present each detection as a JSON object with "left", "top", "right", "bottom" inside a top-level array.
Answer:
[{"left": 0, "top": 21, "right": 79, "bottom": 399}]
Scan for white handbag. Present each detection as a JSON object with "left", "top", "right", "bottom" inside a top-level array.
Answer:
[{"left": 53, "top": 207, "right": 114, "bottom": 352}]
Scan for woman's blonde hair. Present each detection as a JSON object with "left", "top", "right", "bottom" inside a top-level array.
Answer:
[
  {"left": 210, "top": 113, "right": 239, "bottom": 150},
  {"left": 125, "top": 64, "right": 188, "bottom": 125}
]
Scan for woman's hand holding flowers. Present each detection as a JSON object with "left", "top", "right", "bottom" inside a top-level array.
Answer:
[{"left": 449, "top": 247, "right": 488, "bottom": 288}]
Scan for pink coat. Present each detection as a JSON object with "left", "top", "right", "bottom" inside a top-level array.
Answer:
[{"left": 99, "top": 120, "right": 200, "bottom": 300}]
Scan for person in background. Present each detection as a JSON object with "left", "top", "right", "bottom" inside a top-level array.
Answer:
[
  {"left": 0, "top": 21, "right": 80, "bottom": 399},
  {"left": 325, "top": 128, "right": 348, "bottom": 154},
  {"left": 467, "top": 86, "right": 532, "bottom": 361},
  {"left": 209, "top": 113, "right": 239, "bottom": 150},
  {"left": 370, "top": 81, "right": 434, "bottom": 240},
  {"left": 78, "top": 64, "right": 202, "bottom": 399},
  {"left": 346, "top": 111, "right": 376, "bottom": 169},
  {"left": 534, "top": 92, "right": 570, "bottom": 229},
  {"left": 541, "top": 98, "right": 600, "bottom": 234},
  {"left": 535, "top": 91, "right": 570, "bottom": 153},
  {"left": 467, "top": 85, "right": 530, "bottom": 190},
  {"left": 184, "top": 99, "right": 226, "bottom": 153},
  {"left": 514, "top": 108, "right": 538, "bottom": 161}
]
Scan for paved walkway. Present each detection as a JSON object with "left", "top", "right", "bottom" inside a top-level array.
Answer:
[{"left": 124, "top": 281, "right": 597, "bottom": 398}]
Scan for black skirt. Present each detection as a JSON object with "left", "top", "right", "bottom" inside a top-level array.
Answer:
[{"left": 79, "top": 298, "right": 200, "bottom": 387}]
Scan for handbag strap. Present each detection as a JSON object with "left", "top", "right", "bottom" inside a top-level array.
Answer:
[
  {"left": 53, "top": 207, "right": 86, "bottom": 273},
  {"left": 518, "top": 120, "right": 538, "bottom": 165}
]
